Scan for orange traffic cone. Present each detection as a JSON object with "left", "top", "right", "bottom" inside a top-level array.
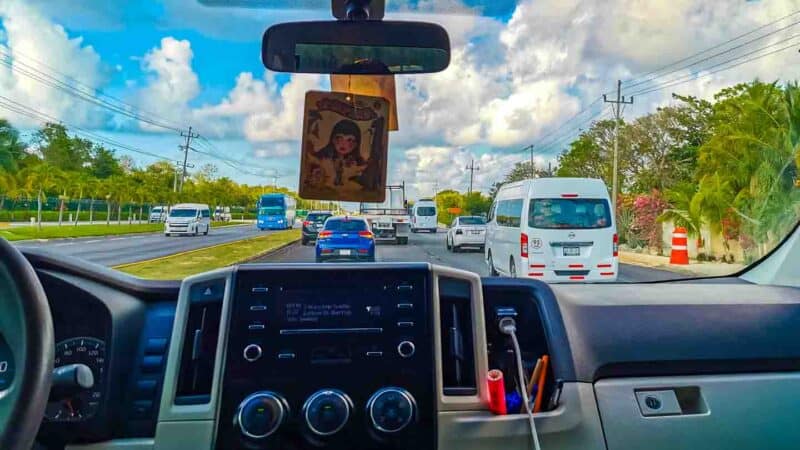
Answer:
[{"left": 669, "top": 227, "right": 689, "bottom": 265}]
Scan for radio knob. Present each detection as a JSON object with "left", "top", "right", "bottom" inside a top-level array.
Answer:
[
  {"left": 234, "top": 391, "right": 288, "bottom": 440},
  {"left": 302, "top": 389, "right": 352, "bottom": 437},
  {"left": 397, "top": 341, "right": 415, "bottom": 358},
  {"left": 367, "top": 387, "right": 416, "bottom": 434},
  {"left": 243, "top": 344, "right": 262, "bottom": 362}
]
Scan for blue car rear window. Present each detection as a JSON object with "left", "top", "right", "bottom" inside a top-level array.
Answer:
[{"left": 324, "top": 220, "right": 368, "bottom": 231}]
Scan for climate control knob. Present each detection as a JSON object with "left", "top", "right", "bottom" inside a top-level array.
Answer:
[
  {"left": 302, "top": 389, "right": 353, "bottom": 437},
  {"left": 234, "top": 391, "right": 289, "bottom": 440},
  {"left": 367, "top": 387, "right": 416, "bottom": 433}
]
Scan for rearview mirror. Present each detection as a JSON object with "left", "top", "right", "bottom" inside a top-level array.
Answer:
[{"left": 263, "top": 21, "right": 450, "bottom": 75}]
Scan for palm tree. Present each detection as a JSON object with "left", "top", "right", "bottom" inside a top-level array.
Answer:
[
  {"left": 658, "top": 182, "right": 704, "bottom": 249},
  {"left": 72, "top": 174, "right": 96, "bottom": 226},
  {"left": 21, "top": 164, "right": 63, "bottom": 229},
  {"left": 98, "top": 178, "right": 116, "bottom": 226},
  {"left": 0, "top": 171, "right": 18, "bottom": 212}
]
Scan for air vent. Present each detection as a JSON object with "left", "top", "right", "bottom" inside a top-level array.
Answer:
[
  {"left": 175, "top": 279, "right": 225, "bottom": 405},
  {"left": 439, "top": 277, "right": 477, "bottom": 396}
]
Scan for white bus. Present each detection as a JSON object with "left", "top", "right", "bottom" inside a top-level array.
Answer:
[{"left": 485, "top": 178, "right": 618, "bottom": 282}]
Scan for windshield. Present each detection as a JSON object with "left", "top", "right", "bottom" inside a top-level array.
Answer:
[
  {"left": 3, "top": 1, "right": 798, "bottom": 283},
  {"left": 258, "top": 207, "right": 284, "bottom": 216},
  {"left": 324, "top": 219, "right": 367, "bottom": 232},
  {"left": 530, "top": 199, "right": 611, "bottom": 229},
  {"left": 259, "top": 197, "right": 284, "bottom": 208},
  {"left": 459, "top": 217, "right": 486, "bottom": 225},
  {"left": 307, "top": 213, "right": 331, "bottom": 222},
  {"left": 169, "top": 209, "right": 197, "bottom": 218},
  {"left": 416, "top": 207, "right": 436, "bottom": 217}
]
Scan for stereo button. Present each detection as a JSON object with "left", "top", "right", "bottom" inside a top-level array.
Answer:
[
  {"left": 397, "top": 341, "right": 415, "bottom": 358},
  {"left": 397, "top": 321, "right": 414, "bottom": 328},
  {"left": 243, "top": 344, "right": 263, "bottom": 362},
  {"left": 396, "top": 303, "right": 414, "bottom": 310}
]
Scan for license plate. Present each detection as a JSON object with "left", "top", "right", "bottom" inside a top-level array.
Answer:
[
  {"left": 339, "top": 249, "right": 351, "bottom": 256},
  {"left": 470, "top": 230, "right": 482, "bottom": 235},
  {"left": 563, "top": 246, "right": 580, "bottom": 256}
]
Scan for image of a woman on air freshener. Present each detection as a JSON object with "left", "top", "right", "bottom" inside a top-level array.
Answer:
[{"left": 314, "top": 119, "right": 366, "bottom": 186}]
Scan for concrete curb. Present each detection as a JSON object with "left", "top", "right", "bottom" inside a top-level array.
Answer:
[{"left": 620, "top": 251, "right": 744, "bottom": 277}]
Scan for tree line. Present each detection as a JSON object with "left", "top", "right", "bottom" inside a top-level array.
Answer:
[
  {"left": 492, "top": 80, "right": 800, "bottom": 262},
  {"left": 0, "top": 121, "right": 312, "bottom": 228}
]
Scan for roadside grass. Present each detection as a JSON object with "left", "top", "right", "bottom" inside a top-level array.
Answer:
[
  {"left": 115, "top": 229, "right": 300, "bottom": 280},
  {"left": 0, "top": 223, "right": 164, "bottom": 241},
  {"left": 0, "top": 220, "right": 250, "bottom": 241}
]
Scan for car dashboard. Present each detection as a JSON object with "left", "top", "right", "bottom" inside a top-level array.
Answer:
[{"left": 23, "top": 249, "right": 800, "bottom": 450}]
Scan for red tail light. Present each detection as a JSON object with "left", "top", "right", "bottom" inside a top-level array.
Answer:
[
  {"left": 303, "top": 220, "right": 311, "bottom": 227},
  {"left": 358, "top": 231, "right": 374, "bottom": 239},
  {"left": 318, "top": 230, "right": 332, "bottom": 238},
  {"left": 613, "top": 233, "right": 619, "bottom": 257},
  {"left": 521, "top": 233, "right": 528, "bottom": 258}
]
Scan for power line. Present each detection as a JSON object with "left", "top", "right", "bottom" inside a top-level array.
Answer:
[
  {"left": 0, "top": 47, "right": 184, "bottom": 132},
  {"left": 629, "top": 36, "right": 800, "bottom": 97},
  {"left": 0, "top": 94, "right": 172, "bottom": 162},
  {"left": 624, "top": 8, "right": 800, "bottom": 87}
]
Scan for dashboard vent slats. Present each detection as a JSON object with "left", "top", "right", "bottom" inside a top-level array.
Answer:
[
  {"left": 174, "top": 279, "right": 225, "bottom": 405},
  {"left": 439, "top": 277, "right": 477, "bottom": 396}
]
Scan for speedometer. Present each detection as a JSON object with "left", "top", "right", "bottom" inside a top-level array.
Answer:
[{"left": 45, "top": 337, "right": 106, "bottom": 422}]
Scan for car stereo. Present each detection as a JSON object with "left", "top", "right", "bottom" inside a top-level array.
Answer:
[{"left": 215, "top": 265, "right": 435, "bottom": 450}]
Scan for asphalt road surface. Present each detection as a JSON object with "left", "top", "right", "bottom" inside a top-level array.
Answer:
[
  {"left": 15, "top": 224, "right": 268, "bottom": 266},
  {"left": 258, "top": 229, "right": 685, "bottom": 282}
]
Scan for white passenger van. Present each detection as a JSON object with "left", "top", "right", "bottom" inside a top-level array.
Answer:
[
  {"left": 485, "top": 178, "right": 618, "bottom": 282},
  {"left": 164, "top": 203, "right": 211, "bottom": 237},
  {"left": 411, "top": 199, "right": 438, "bottom": 233}
]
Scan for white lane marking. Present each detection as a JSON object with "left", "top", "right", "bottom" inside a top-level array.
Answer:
[
  {"left": 85, "top": 240, "right": 102, "bottom": 243},
  {"left": 54, "top": 242, "right": 75, "bottom": 247},
  {"left": 108, "top": 237, "right": 127, "bottom": 241}
]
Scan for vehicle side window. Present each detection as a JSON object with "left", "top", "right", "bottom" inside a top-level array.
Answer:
[
  {"left": 451, "top": 219, "right": 457, "bottom": 228},
  {"left": 488, "top": 201, "right": 497, "bottom": 222},
  {"left": 201, "top": 209, "right": 210, "bottom": 218},
  {"left": 497, "top": 199, "right": 522, "bottom": 228}
]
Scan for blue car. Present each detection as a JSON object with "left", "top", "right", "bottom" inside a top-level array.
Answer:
[{"left": 315, "top": 216, "right": 375, "bottom": 263}]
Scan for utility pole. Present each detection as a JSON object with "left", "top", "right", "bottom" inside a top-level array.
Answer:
[
  {"left": 173, "top": 161, "right": 194, "bottom": 193},
  {"left": 524, "top": 145, "right": 535, "bottom": 178},
  {"left": 465, "top": 159, "right": 480, "bottom": 196},
  {"left": 179, "top": 126, "right": 199, "bottom": 193},
  {"left": 603, "top": 80, "right": 634, "bottom": 213}
]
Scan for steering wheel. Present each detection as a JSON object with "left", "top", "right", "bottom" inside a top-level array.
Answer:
[{"left": 0, "top": 239, "right": 54, "bottom": 450}]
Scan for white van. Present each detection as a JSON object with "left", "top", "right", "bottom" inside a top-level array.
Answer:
[
  {"left": 165, "top": 203, "right": 211, "bottom": 237},
  {"left": 411, "top": 199, "right": 438, "bottom": 233},
  {"left": 148, "top": 205, "right": 167, "bottom": 223},
  {"left": 485, "top": 178, "right": 618, "bottom": 282}
]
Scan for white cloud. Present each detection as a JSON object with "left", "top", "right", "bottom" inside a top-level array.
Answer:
[
  {"left": 137, "top": 37, "right": 199, "bottom": 130},
  {"left": 0, "top": 0, "right": 106, "bottom": 128},
  {"left": 254, "top": 142, "right": 296, "bottom": 158}
]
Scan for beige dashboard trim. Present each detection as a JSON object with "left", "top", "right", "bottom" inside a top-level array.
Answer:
[
  {"left": 153, "top": 267, "right": 235, "bottom": 450},
  {"left": 438, "top": 383, "right": 605, "bottom": 450},
  {"left": 431, "top": 265, "right": 490, "bottom": 411}
]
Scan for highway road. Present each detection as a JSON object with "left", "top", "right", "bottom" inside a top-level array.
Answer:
[
  {"left": 257, "top": 229, "right": 685, "bottom": 282},
  {"left": 15, "top": 224, "right": 267, "bottom": 267}
]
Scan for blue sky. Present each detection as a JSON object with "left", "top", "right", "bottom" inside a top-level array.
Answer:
[{"left": 0, "top": 0, "right": 797, "bottom": 198}]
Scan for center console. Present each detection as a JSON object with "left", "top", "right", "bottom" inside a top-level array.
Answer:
[{"left": 215, "top": 265, "right": 435, "bottom": 450}]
